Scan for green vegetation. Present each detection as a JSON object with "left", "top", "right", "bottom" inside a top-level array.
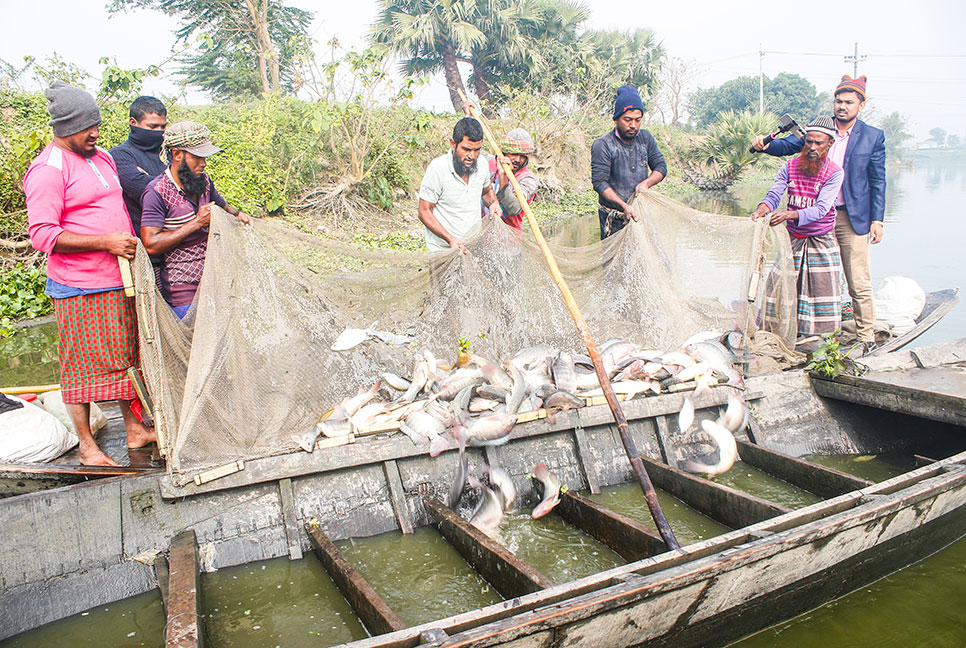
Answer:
[
  {"left": 689, "top": 73, "right": 826, "bottom": 128},
  {"left": 805, "top": 331, "right": 860, "bottom": 378},
  {"left": 0, "top": 264, "right": 51, "bottom": 336}
]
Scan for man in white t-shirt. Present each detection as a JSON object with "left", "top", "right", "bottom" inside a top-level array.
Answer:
[{"left": 418, "top": 117, "right": 503, "bottom": 253}]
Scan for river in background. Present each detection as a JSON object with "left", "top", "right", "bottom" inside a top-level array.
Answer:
[{"left": 1, "top": 155, "right": 964, "bottom": 646}]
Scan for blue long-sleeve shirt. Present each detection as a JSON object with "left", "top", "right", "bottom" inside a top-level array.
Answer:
[
  {"left": 110, "top": 129, "right": 166, "bottom": 233},
  {"left": 591, "top": 128, "right": 667, "bottom": 211}
]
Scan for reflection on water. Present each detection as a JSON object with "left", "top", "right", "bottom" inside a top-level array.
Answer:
[
  {"left": 0, "top": 321, "right": 59, "bottom": 387},
  {"left": 336, "top": 526, "right": 502, "bottom": 626},
  {"left": 713, "top": 462, "right": 821, "bottom": 509}
]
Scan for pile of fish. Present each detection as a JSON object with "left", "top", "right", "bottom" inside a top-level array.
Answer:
[{"left": 297, "top": 329, "right": 750, "bottom": 461}]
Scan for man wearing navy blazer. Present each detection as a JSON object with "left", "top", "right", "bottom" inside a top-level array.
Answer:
[{"left": 753, "top": 75, "right": 885, "bottom": 352}]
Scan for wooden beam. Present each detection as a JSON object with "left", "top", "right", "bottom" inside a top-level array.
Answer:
[
  {"left": 383, "top": 460, "right": 414, "bottom": 534},
  {"left": 165, "top": 530, "right": 202, "bottom": 648},
  {"left": 555, "top": 491, "right": 667, "bottom": 561},
  {"left": 424, "top": 497, "right": 555, "bottom": 598},
  {"left": 306, "top": 524, "right": 406, "bottom": 636},
  {"left": 572, "top": 426, "right": 601, "bottom": 495},
  {"left": 653, "top": 415, "right": 673, "bottom": 464},
  {"left": 640, "top": 456, "right": 790, "bottom": 529},
  {"left": 154, "top": 553, "right": 170, "bottom": 616},
  {"left": 277, "top": 478, "right": 303, "bottom": 560},
  {"left": 0, "top": 461, "right": 154, "bottom": 476},
  {"left": 736, "top": 440, "right": 873, "bottom": 498}
]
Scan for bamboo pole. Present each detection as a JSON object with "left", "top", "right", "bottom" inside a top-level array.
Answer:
[{"left": 460, "top": 93, "right": 680, "bottom": 550}]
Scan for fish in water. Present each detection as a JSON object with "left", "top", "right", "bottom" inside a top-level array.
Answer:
[
  {"left": 530, "top": 461, "right": 562, "bottom": 519},
  {"left": 448, "top": 453, "right": 469, "bottom": 508},
  {"left": 485, "top": 465, "right": 517, "bottom": 513},
  {"left": 682, "top": 418, "right": 739, "bottom": 477},
  {"left": 468, "top": 476, "right": 506, "bottom": 531}
]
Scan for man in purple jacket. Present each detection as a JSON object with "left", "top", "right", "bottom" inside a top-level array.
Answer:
[
  {"left": 753, "top": 75, "right": 885, "bottom": 352},
  {"left": 752, "top": 117, "right": 844, "bottom": 338}
]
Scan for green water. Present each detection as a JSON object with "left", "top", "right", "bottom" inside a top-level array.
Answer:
[
  {"left": 588, "top": 482, "right": 731, "bottom": 544},
  {"left": 493, "top": 510, "right": 624, "bottom": 583},
  {"left": 335, "top": 526, "right": 503, "bottom": 626},
  {"left": 713, "top": 461, "right": 822, "bottom": 509},
  {"left": 0, "top": 590, "right": 164, "bottom": 647},
  {"left": 730, "top": 537, "right": 966, "bottom": 647},
  {"left": 201, "top": 555, "right": 366, "bottom": 647},
  {"left": 806, "top": 452, "right": 914, "bottom": 483},
  {"left": 0, "top": 321, "right": 60, "bottom": 387}
]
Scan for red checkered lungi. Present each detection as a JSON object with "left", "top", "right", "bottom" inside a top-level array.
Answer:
[{"left": 53, "top": 289, "right": 138, "bottom": 404}]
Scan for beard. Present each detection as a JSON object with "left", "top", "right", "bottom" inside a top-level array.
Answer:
[
  {"left": 177, "top": 162, "right": 209, "bottom": 197},
  {"left": 451, "top": 148, "right": 476, "bottom": 178},
  {"left": 798, "top": 151, "right": 826, "bottom": 177}
]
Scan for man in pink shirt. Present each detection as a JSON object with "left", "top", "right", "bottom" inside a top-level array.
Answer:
[{"left": 24, "top": 81, "right": 155, "bottom": 466}]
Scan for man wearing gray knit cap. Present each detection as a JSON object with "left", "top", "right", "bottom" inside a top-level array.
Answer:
[{"left": 23, "top": 81, "right": 155, "bottom": 466}]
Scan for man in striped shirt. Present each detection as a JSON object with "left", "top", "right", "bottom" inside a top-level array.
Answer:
[{"left": 140, "top": 121, "right": 250, "bottom": 318}]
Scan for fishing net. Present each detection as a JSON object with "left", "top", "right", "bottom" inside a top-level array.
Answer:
[{"left": 134, "top": 191, "right": 796, "bottom": 483}]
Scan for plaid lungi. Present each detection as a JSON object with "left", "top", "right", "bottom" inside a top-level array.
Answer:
[
  {"left": 53, "top": 289, "right": 138, "bottom": 404},
  {"left": 789, "top": 232, "right": 843, "bottom": 337}
]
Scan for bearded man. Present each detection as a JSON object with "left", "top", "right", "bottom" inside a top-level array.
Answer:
[
  {"left": 752, "top": 116, "right": 845, "bottom": 338},
  {"left": 753, "top": 75, "right": 885, "bottom": 353},
  {"left": 418, "top": 117, "right": 503, "bottom": 254},
  {"left": 24, "top": 81, "right": 155, "bottom": 466},
  {"left": 488, "top": 128, "right": 538, "bottom": 231},
  {"left": 140, "top": 121, "right": 250, "bottom": 318}
]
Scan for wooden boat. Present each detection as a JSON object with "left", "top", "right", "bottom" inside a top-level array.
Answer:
[
  {"left": 867, "top": 287, "right": 959, "bottom": 356},
  {"left": 0, "top": 339, "right": 964, "bottom": 646}
]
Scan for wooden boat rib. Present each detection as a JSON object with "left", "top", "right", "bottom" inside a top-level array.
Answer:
[{"left": 0, "top": 340, "right": 964, "bottom": 646}]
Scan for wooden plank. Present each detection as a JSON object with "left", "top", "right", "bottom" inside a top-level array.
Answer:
[
  {"left": 736, "top": 440, "right": 873, "bottom": 498},
  {"left": 639, "top": 456, "right": 790, "bottom": 529},
  {"left": 424, "top": 497, "right": 555, "bottom": 598},
  {"left": 154, "top": 554, "right": 170, "bottom": 615},
  {"left": 165, "top": 530, "right": 202, "bottom": 648},
  {"left": 910, "top": 337, "right": 966, "bottom": 368},
  {"left": 306, "top": 524, "right": 406, "bottom": 636},
  {"left": 160, "top": 389, "right": 764, "bottom": 499},
  {"left": 572, "top": 426, "right": 601, "bottom": 495},
  {"left": 653, "top": 415, "right": 672, "bottom": 464},
  {"left": 278, "top": 478, "right": 303, "bottom": 560},
  {"left": 383, "top": 460, "right": 414, "bottom": 535},
  {"left": 555, "top": 491, "right": 667, "bottom": 561},
  {"left": 810, "top": 368, "right": 966, "bottom": 427},
  {"left": 0, "top": 461, "right": 154, "bottom": 476}
]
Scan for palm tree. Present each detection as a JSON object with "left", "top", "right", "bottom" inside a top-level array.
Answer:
[
  {"left": 371, "top": 0, "right": 486, "bottom": 113},
  {"left": 465, "top": 0, "right": 544, "bottom": 106}
]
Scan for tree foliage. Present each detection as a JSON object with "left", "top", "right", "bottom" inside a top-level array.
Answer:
[
  {"left": 682, "top": 109, "right": 775, "bottom": 189},
  {"left": 109, "top": 0, "right": 313, "bottom": 100},
  {"left": 929, "top": 127, "right": 947, "bottom": 147},
  {"left": 688, "top": 73, "right": 825, "bottom": 128},
  {"left": 877, "top": 112, "right": 911, "bottom": 161}
]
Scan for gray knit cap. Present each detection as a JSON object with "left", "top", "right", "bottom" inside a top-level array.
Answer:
[
  {"left": 805, "top": 116, "right": 837, "bottom": 139},
  {"left": 44, "top": 81, "right": 101, "bottom": 137}
]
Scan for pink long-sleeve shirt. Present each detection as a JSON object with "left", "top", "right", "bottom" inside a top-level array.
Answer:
[{"left": 24, "top": 142, "right": 134, "bottom": 289}]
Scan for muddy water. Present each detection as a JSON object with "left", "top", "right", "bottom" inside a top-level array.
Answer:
[{"left": 0, "top": 321, "right": 59, "bottom": 387}]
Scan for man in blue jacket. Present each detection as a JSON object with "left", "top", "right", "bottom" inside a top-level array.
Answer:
[
  {"left": 110, "top": 96, "right": 167, "bottom": 233},
  {"left": 752, "top": 75, "right": 885, "bottom": 352}
]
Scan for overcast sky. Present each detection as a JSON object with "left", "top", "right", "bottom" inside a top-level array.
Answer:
[{"left": 3, "top": 0, "right": 964, "bottom": 141}]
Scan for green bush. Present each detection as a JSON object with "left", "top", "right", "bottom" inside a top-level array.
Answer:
[{"left": 0, "top": 264, "right": 51, "bottom": 334}]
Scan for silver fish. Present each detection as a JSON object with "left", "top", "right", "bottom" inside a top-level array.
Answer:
[
  {"left": 381, "top": 372, "right": 412, "bottom": 391},
  {"left": 468, "top": 477, "right": 505, "bottom": 532},
  {"left": 448, "top": 453, "right": 469, "bottom": 509},
  {"left": 510, "top": 344, "right": 555, "bottom": 372},
  {"left": 456, "top": 413, "right": 517, "bottom": 448},
  {"left": 682, "top": 418, "right": 738, "bottom": 477},
  {"left": 505, "top": 363, "right": 527, "bottom": 414},
  {"left": 452, "top": 384, "right": 476, "bottom": 412},
  {"left": 551, "top": 351, "right": 578, "bottom": 394},
  {"left": 678, "top": 395, "right": 694, "bottom": 433},
  {"left": 719, "top": 394, "right": 748, "bottom": 432},
  {"left": 295, "top": 426, "right": 321, "bottom": 453},
  {"left": 335, "top": 381, "right": 381, "bottom": 419},
  {"left": 688, "top": 341, "right": 741, "bottom": 385},
  {"left": 485, "top": 465, "right": 516, "bottom": 513},
  {"left": 437, "top": 368, "right": 484, "bottom": 401},
  {"left": 400, "top": 410, "right": 450, "bottom": 456},
  {"left": 543, "top": 390, "right": 584, "bottom": 413},
  {"left": 469, "top": 396, "right": 501, "bottom": 413},
  {"left": 476, "top": 384, "right": 509, "bottom": 401},
  {"left": 531, "top": 462, "right": 561, "bottom": 518}
]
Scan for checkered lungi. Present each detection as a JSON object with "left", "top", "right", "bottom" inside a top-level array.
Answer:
[
  {"left": 53, "top": 289, "right": 138, "bottom": 404},
  {"left": 789, "top": 231, "right": 843, "bottom": 337}
]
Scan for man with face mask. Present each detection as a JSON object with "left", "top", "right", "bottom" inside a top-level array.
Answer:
[
  {"left": 140, "top": 121, "right": 250, "bottom": 318},
  {"left": 24, "top": 81, "right": 156, "bottom": 466},
  {"left": 109, "top": 96, "right": 167, "bottom": 233}
]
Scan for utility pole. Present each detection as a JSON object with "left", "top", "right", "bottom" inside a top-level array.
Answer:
[
  {"left": 759, "top": 44, "right": 765, "bottom": 114},
  {"left": 844, "top": 42, "right": 866, "bottom": 77}
]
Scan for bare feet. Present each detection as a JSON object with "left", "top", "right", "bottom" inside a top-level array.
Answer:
[
  {"left": 126, "top": 419, "right": 157, "bottom": 449},
  {"left": 79, "top": 442, "right": 120, "bottom": 467}
]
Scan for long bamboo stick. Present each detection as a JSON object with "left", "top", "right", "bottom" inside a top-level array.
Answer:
[{"left": 461, "top": 94, "right": 680, "bottom": 550}]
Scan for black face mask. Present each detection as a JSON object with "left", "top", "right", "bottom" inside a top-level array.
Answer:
[{"left": 129, "top": 125, "right": 165, "bottom": 150}]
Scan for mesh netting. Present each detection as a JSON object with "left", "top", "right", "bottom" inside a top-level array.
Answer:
[{"left": 135, "top": 191, "right": 796, "bottom": 483}]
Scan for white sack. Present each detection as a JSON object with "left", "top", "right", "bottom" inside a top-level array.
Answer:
[
  {"left": 874, "top": 276, "right": 926, "bottom": 337},
  {"left": 38, "top": 390, "right": 107, "bottom": 433},
  {"left": 0, "top": 394, "right": 79, "bottom": 463}
]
